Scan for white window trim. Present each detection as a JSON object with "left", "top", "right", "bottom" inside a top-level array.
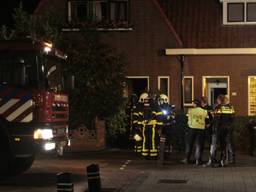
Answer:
[
  {"left": 68, "top": 1, "right": 72, "bottom": 22},
  {"left": 223, "top": 0, "right": 256, "bottom": 25},
  {"left": 202, "top": 76, "right": 230, "bottom": 102},
  {"left": 157, "top": 76, "right": 170, "bottom": 101},
  {"left": 183, "top": 76, "right": 194, "bottom": 106},
  {"left": 248, "top": 76, "right": 256, "bottom": 116},
  {"left": 126, "top": 76, "right": 150, "bottom": 91}
]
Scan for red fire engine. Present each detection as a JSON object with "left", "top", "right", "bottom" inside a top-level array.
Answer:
[{"left": 0, "top": 39, "right": 69, "bottom": 179}]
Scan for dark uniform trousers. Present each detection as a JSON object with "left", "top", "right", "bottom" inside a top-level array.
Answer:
[
  {"left": 185, "top": 128, "right": 205, "bottom": 162},
  {"left": 219, "top": 125, "right": 235, "bottom": 162},
  {"left": 132, "top": 106, "right": 143, "bottom": 153},
  {"left": 141, "top": 110, "right": 164, "bottom": 158},
  {"left": 211, "top": 104, "right": 235, "bottom": 163},
  {"left": 141, "top": 120, "right": 159, "bottom": 157}
]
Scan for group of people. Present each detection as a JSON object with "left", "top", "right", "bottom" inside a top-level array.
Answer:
[
  {"left": 127, "top": 92, "right": 235, "bottom": 167},
  {"left": 181, "top": 95, "right": 235, "bottom": 167},
  {"left": 127, "top": 92, "right": 175, "bottom": 159}
]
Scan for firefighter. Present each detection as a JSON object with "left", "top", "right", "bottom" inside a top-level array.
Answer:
[
  {"left": 158, "top": 94, "right": 175, "bottom": 153},
  {"left": 132, "top": 92, "right": 148, "bottom": 153},
  {"left": 126, "top": 94, "right": 138, "bottom": 137},
  {"left": 214, "top": 95, "right": 235, "bottom": 167},
  {"left": 126, "top": 94, "right": 138, "bottom": 147},
  {"left": 181, "top": 99, "right": 209, "bottom": 165},
  {"left": 140, "top": 93, "right": 163, "bottom": 159}
]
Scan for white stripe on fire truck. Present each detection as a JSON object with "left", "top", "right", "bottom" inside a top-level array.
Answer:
[
  {"left": 0, "top": 99, "right": 19, "bottom": 114},
  {"left": 6, "top": 100, "right": 33, "bottom": 121},
  {"left": 21, "top": 112, "right": 33, "bottom": 122}
]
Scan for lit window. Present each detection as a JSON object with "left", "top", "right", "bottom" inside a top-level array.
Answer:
[
  {"left": 248, "top": 76, "right": 256, "bottom": 115},
  {"left": 223, "top": 0, "right": 256, "bottom": 25},
  {"left": 183, "top": 76, "right": 194, "bottom": 105}
]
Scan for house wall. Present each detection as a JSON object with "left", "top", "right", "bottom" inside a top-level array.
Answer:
[
  {"left": 35, "top": 0, "right": 184, "bottom": 109},
  {"left": 35, "top": 0, "right": 256, "bottom": 115},
  {"left": 183, "top": 55, "right": 256, "bottom": 115},
  {"left": 98, "top": 0, "right": 182, "bottom": 107}
]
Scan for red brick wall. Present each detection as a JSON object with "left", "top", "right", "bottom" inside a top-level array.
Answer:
[
  {"left": 99, "top": 0, "right": 182, "bottom": 107},
  {"left": 183, "top": 55, "right": 256, "bottom": 115}
]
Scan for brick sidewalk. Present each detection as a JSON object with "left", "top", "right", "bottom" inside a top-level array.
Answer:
[{"left": 124, "top": 154, "right": 256, "bottom": 192}]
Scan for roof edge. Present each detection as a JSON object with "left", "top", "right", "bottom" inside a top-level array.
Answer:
[
  {"left": 34, "top": 0, "right": 47, "bottom": 14},
  {"left": 165, "top": 48, "right": 256, "bottom": 55},
  {"left": 152, "top": 0, "right": 183, "bottom": 47}
]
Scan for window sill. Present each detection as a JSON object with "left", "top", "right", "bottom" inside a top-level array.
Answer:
[
  {"left": 62, "top": 27, "right": 133, "bottom": 32},
  {"left": 184, "top": 103, "right": 194, "bottom": 107}
]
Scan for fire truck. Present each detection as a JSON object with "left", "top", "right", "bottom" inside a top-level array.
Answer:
[{"left": 0, "top": 39, "right": 69, "bottom": 179}]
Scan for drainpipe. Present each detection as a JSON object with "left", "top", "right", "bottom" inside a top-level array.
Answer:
[{"left": 178, "top": 55, "right": 185, "bottom": 113}]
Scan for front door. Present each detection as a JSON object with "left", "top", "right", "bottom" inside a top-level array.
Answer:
[{"left": 203, "top": 77, "right": 229, "bottom": 106}]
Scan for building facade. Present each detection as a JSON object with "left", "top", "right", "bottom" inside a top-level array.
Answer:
[{"left": 35, "top": 0, "right": 256, "bottom": 115}]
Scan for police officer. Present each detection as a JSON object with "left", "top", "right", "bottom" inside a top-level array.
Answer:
[
  {"left": 214, "top": 95, "right": 235, "bottom": 167},
  {"left": 158, "top": 94, "right": 175, "bottom": 153},
  {"left": 199, "top": 97, "right": 217, "bottom": 167},
  {"left": 181, "top": 99, "right": 209, "bottom": 165},
  {"left": 139, "top": 93, "right": 163, "bottom": 159},
  {"left": 132, "top": 93, "right": 147, "bottom": 153}
]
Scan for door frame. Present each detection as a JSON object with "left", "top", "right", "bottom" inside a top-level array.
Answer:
[
  {"left": 202, "top": 76, "right": 230, "bottom": 104},
  {"left": 126, "top": 75, "right": 150, "bottom": 92}
]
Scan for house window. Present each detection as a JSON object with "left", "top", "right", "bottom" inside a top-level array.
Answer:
[
  {"left": 158, "top": 76, "right": 170, "bottom": 100},
  {"left": 223, "top": 0, "right": 256, "bottom": 25},
  {"left": 248, "top": 76, "right": 256, "bottom": 115},
  {"left": 183, "top": 76, "right": 194, "bottom": 106},
  {"left": 227, "top": 3, "right": 244, "bottom": 22},
  {"left": 68, "top": 0, "right": 129, "bottom": 25},
  {"left": 125, "top": 76, "right": 149, "bottom": 98},
  {"left": 110, "top": 1, "right": 128, "bottom": 22},
  {"left": 247, "top": 3, "right": 256, "bottom": 21}
]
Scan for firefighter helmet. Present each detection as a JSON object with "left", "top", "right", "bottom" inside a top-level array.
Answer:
[
  {"left": 139, "top": 92, "right": 149, "bottom": 103},
  {"left": 159, "top": 94, "right": 169, "bottom": 104}
]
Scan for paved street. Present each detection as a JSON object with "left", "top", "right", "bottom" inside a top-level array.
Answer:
[{"left": 1, "top": 150, "right": 256, "bottom": 192}]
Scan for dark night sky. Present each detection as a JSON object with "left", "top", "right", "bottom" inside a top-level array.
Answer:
[{"left": 0, "top": 0, "right": 41, "bottom": 26}]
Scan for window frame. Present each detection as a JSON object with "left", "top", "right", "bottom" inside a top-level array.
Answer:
[
  {"left": 124, "top": 76, "right": 150, "bottom": 98},
  {"left": 183, "top": 76, "right": 194, "bottom": 106},
  {"left": 157, "top": 76, "right": 170, "bottom": 101},
  {"left": 202, "top": 76, "right": 230, "bottom": 106},
  {"left": 223, "top": 0, "right": 256, "bottom": 25},
  {"left": 67, "top": 0, "right": 130, "bottom": 26}
]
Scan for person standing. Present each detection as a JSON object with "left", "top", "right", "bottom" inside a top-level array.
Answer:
[
  {"left": 158, "top": 94, "right": 176, "bottom": 153},
  {"left": 141, "top": 95, "right": 163, "bottom": 159},
  {"left": 214, "top": 95, "right": 235, "bottom": 167},
  {"left": 132, "top": 93, "right": 148, "bottom": 153},
  {"left": 181, "top": 99, "right": 209, "bottom": 165},
  {"left": 200, "top": 97, "right": 217, "bottom": 167}
]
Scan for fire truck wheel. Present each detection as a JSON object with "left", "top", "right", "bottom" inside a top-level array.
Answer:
[
  {"left": 0, "top": 129, "right": 11, "bottom": 180},
  {"left": 9, "top": 155, "right": 35, "bottom": 176}
]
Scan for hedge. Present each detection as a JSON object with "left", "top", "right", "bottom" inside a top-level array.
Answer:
[
  {"left": 173, "top": 113, "right": 256, "bottom": 153},
  {"left": 106, "top": 112, "right": 256, "bottom": 153}
]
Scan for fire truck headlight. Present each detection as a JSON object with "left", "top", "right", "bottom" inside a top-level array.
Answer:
[
  {"left": 34, "top": 129, "right": 53, "bottom": 140},
  {"left": 44, "top": 142, "right": 56, "bottom": 151}
]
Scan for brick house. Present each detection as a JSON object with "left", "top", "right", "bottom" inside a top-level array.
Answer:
[{"left": 35, "top": 0, "right": 256, "bottom": 116}]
